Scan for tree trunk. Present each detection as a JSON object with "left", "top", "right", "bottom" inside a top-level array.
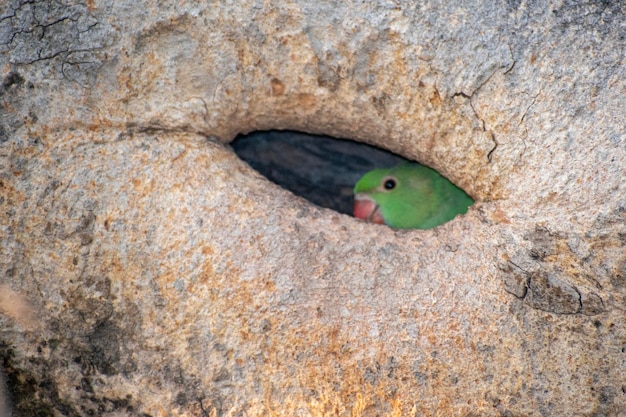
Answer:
[{"left": 0, "top": 1, "right": 624, "bottom": 415}]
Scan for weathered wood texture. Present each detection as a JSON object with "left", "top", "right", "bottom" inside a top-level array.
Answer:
[{"left": 1, "top": 1, "right": 624, "bottom": 416}]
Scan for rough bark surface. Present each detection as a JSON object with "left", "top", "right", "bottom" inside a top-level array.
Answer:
[{"left": 1, "top": 1, "right": 625, "bottom": 416}]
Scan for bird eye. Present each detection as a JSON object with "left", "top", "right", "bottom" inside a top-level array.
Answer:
[{"left": 383, "top": 178, "right": 396, "bottom": 190}]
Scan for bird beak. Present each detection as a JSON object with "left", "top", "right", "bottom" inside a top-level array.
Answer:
[{"left": 353, "top": 194, "right": 384, "bottom": 225}]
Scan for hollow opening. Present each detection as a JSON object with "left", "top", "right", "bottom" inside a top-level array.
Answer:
[
  {"left": 231, "top": 130, "right": 474, "bottom": 229},
  {"left": 231, "top": 130, "right": 407, "bottom": 215}
]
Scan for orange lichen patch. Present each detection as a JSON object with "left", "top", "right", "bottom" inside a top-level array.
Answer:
[
  {"left": 264, "top": 278, "right": 276, "bottom": 292},
  {"left": 87, "top": 116, "right": 119, "bottom": 130},
  {"left": 270, "top": 78, "right": 286, "bottom": 96},
  {"left": 0, "top": 178, "right": 24, "bottom": 206},
  {"left": 157, "top": 270, "right": 178, "bottom": 286},
  {"left": 283, "top": 346, "right": 474, "bottom": 415},
  {"left": 296, "top": 93, "right": 316, "bottom": 108},
  {"left": 490, "top": 206, "right": 511, "bottom": 224},
  {"left": 429, "top": 88, "right": 443, "bottom": 107}
]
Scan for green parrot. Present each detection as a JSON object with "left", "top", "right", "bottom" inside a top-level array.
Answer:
[{"left": 353, "top": 163, "right": 473, "bottom": 229}]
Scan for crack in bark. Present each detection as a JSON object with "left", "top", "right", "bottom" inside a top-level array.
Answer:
[
  {"left": 526, "top": 272, "right": 583, "bottom": 315},
  {"left": 519, "top": 90, "right": 541, "bottom": 125},
  {"left": 502, "top": 44, "right": 516, "bottom": 75},
  {"left": 2, "top": 0, "right": 113, "bottom": 87},
  {"left": 454, "top": 90, "right": 500, "bottom": 164},
  {"left": 198, "top": 398, "right": 210, "bottom": 417},
  {"left": 448, "top": 44, "right": 516, "bottom": 163},
  {"left": 502, "top": 224, "right": 613, "bottom": 315}
]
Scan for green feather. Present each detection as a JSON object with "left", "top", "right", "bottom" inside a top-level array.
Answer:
[{"left": 353, "top": 162, "right": 473, "bottom": 229}]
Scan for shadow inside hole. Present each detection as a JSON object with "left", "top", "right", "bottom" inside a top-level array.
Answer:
[{"left": 231, "top": 131, "right": 407, "bottom": 215}]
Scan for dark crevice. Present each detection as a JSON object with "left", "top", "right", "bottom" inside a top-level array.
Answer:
[
  {"left": 502, "top": 44, "right": 516, "bottom": 75},
  {"left": 452, "top": 90, "right": 498, "bottom": 163},
  {"left": 198, "top": 399, "right": 210, "bottom": 417},
  {"left": 487, "top": 132, "right": 498, "bottom": 163},
  {"left": 519, "top": 91, "right": 541, "bottom": 125},
  {"left": 231, "top": 130, "right": 408, "bottom": 215}
]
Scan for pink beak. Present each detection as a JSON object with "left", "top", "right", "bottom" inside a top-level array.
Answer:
[{"left": 353, "top": 195, "right": 385, "bottom": 225}]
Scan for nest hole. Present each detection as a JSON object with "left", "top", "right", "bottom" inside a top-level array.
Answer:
[{"left": 231, "top": 130, "right": 408, "bottom": 215}]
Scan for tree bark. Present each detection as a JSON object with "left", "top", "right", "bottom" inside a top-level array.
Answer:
[{"left": 0, "top": 0, "right": 624, "bottom": 415}]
